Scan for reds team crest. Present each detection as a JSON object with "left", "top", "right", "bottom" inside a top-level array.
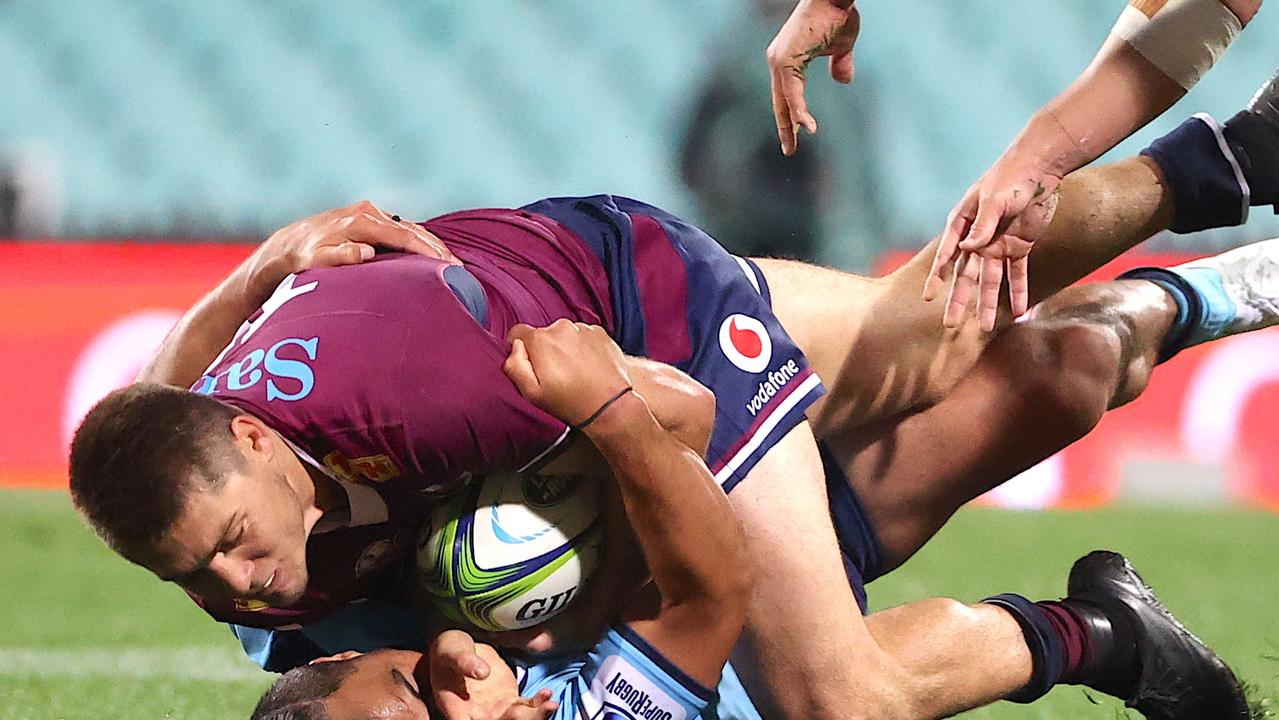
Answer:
[{"left": 719, "top": 314, "right": 772, "bottom": 373}]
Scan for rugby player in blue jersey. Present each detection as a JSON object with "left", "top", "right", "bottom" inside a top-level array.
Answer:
[{"left": 70, "top": 80, "right": 1279, "bottom": 720}]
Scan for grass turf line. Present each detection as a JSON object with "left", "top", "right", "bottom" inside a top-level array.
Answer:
[{"left": 2, "top": 489, "right": 1276, "bottom": 719}]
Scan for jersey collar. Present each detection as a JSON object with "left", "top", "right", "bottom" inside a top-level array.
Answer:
[{"left": 282, "top": 437, "right": 390, "bottom": 533}]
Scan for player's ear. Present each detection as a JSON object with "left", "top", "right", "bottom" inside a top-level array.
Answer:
[
  {"left": 310, "top": 650, "right": 363, "bottom": 664},
  {"left": 229, "top": 414, "right": 274, "bottom": 460}
]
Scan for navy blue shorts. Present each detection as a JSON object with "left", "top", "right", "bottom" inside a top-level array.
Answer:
[
  {"left": 525, "top": 196, "right": 826, "bottom": 492},
  {"left": 820, "top": 440, "right": 886, "bottom": 615}
]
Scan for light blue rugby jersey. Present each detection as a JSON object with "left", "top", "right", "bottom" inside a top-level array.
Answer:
[{"left": 513, "top": 624, "right": 765, "bottom": 720}]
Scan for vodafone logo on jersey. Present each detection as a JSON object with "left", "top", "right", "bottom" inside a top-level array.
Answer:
[{"left": 719, "top": 314, "right": 772, "bottom": 373}]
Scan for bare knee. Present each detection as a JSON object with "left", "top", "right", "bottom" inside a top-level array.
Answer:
[
  {"left": 1028, "top": 281, "right": 1171, "bottom": 405},
  {"left": 993, "top": 320, "right": 1124, "bottom": 438}
]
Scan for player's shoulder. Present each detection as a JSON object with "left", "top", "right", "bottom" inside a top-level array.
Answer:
[{"left": 528, "top": 626, "right": 716, "bottom": 720}]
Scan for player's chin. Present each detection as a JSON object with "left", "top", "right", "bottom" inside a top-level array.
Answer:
[{"left": 268, "top": 567, "right": 308, "bottom": 607}]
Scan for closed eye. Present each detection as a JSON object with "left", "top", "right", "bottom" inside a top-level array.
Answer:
[{"left": 392, "top": 668, "right": 421, "bottom": 701}]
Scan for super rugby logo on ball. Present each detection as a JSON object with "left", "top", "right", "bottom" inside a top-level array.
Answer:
[
  {"left": 417, "top": 470, "right": 602, "bottom": 631},
  {"left": 719, "top": 314, "right": 772, "bottom": 373}
]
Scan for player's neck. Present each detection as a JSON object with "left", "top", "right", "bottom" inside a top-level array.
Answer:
[
  {"left": 305, "top": 462, "right": 348, "bottom": 530},
  {"left": 273, "top": 438, "right": 336, "bottom": 535}
]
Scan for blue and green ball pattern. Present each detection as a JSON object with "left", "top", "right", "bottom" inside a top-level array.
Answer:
[{"left": 418, "top": 481, "right": 602, "bottom": 632}]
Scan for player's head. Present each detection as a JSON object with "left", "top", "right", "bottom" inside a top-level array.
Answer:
[
  {"left": 69, "top": 382, "right": 314, "bottom": 606},
  {"left": 252, "top": 649, "right": 433, "bottom": 720}
]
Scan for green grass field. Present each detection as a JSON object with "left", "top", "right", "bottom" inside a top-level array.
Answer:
[{"left": 2, "top": 488, "right": 1276, "bottom": 720}]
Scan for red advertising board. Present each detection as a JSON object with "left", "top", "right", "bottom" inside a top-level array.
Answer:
[
  {"left": 2, "top": 243, "right": 1276, "bottom": 510},
  {"left": 0, "top": 243, "right": 250, "bottom": 488}
]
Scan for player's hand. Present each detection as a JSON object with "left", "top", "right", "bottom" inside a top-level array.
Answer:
[
  {"left": 246, "top": 200, "right": 459, "bottom": 295},
  {"left": 766, "top": 0, "right": 859, "bottom": 156},
  {"left": 437, "top": 684, "right": 558, "bottom": 720},
  {"left": 504, "top": 320, "right": 633, "bottom": 427},
  {"left": 430, "top": 629, "right": 492, "bottom": 685},
  {"left": 497, "top": 690, "right": 560, "bottom": 720},
  {"left": 431, "top": 630, "right": 560, "bottom": 720},
  {"left": 429, "top": 629, "right": 491, "bottom": 720},
  {"left": 923, "top": 159, "right": 1062, "bottom": 330}
]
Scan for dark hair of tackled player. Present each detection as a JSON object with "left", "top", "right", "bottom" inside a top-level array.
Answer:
[
  {"left": 68, "top": 382, "right": 318, "bottom": 607},
  {"left": 253, "top": 649, "right": 439, "bottom": 720},
  {"left": 251, "top": 656, "right": 358, "bottom": 720},
  {"left": 69, "top": 383, "right": 243, "bottom": 554}
]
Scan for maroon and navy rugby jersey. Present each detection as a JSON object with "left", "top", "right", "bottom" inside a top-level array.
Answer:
[{"left": 191, "top": 196, "right": 824, "bottom": 628}]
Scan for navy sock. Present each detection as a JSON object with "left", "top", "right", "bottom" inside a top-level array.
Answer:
[
  {"left": 1116, "top": 267, "right": 1203, "bottom": 363},
  {"left": 983, "top": 594, "right": 1068, "bottom": 703},
  {"left": 1141, "top": 114, "right": 1249, "bottom": 233}
]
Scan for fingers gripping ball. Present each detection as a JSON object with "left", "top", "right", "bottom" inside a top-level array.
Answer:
[{"left": 418, "top": 471, "right": 602, "bottom": 632}]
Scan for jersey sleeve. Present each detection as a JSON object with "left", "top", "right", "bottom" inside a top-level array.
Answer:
[
  {"left": 396, "top": 265, "right": 570, "bottom": 483},
  {"left": 554, "top": 626, "right": 715, "bottom": 720}
]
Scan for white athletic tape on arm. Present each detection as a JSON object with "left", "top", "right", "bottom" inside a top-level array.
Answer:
[{"left": 1111, "top": 0, "right": 1243, "bottom": 90}]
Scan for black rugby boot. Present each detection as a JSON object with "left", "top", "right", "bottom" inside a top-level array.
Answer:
[
  {"left": 1224, "top": 69, "right": 1279, "bottom": 212},
  {"left": 1064, "top": 551, "right": 1249, "bottom": 720}
]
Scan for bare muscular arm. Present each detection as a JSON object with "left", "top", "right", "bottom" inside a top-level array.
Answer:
[
  {"left": 137, "top": 253, "right": 286, "bottom": 386},
  {"left": 929, "top": 0, "right": 1259, "bottom": 325},
  {"left": 494, "top": 357, "right": 715, "bottom": 654},
  {"left": 506, "top": 321, "right": 750, "bottom": 687}
]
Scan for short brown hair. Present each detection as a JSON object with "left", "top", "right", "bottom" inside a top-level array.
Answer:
[{"left": 68, "top": 382, "right": 244, "bottom": 557}]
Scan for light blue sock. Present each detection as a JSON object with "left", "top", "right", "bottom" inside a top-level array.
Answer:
[
  {"left": 1173, "top": 265, "right": 1238, "bottom": 345},
  {"left": 1117, "top": 266, "right": 1237, "bottom": 362}
]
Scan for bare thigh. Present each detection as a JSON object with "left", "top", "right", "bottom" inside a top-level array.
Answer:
[
  {"left": 726, "top": 421, "right": 918, "bottom": 720},
  {"left": 754, "top": 251, "right": 989, "bottom": 436}
]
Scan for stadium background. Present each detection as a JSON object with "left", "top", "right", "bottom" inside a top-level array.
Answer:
[{"left": 2, "top": 1, "right": 1277, "bottom": 718}]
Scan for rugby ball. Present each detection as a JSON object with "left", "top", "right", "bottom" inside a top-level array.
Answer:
[{"left": 417, "top": 470, "right": 602, "bottom": 632}]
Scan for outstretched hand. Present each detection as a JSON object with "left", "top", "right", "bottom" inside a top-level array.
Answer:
[
  {"left": 766, "top": 0, "right": 860, "bottom": 156},
  {"left": 923, "top": 160, "right": 1061, "bottom": 330}
]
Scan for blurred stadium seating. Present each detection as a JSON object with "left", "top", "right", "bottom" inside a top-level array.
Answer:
[
  {"left": 1, "top": 0, "right": 1277, "bottom": 259},
  {"left": 0, "top": 0, "right": 734, "bottom": 235},
  {"left": 847, "top": 2, "right": 1279, "bottom": 259}
]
